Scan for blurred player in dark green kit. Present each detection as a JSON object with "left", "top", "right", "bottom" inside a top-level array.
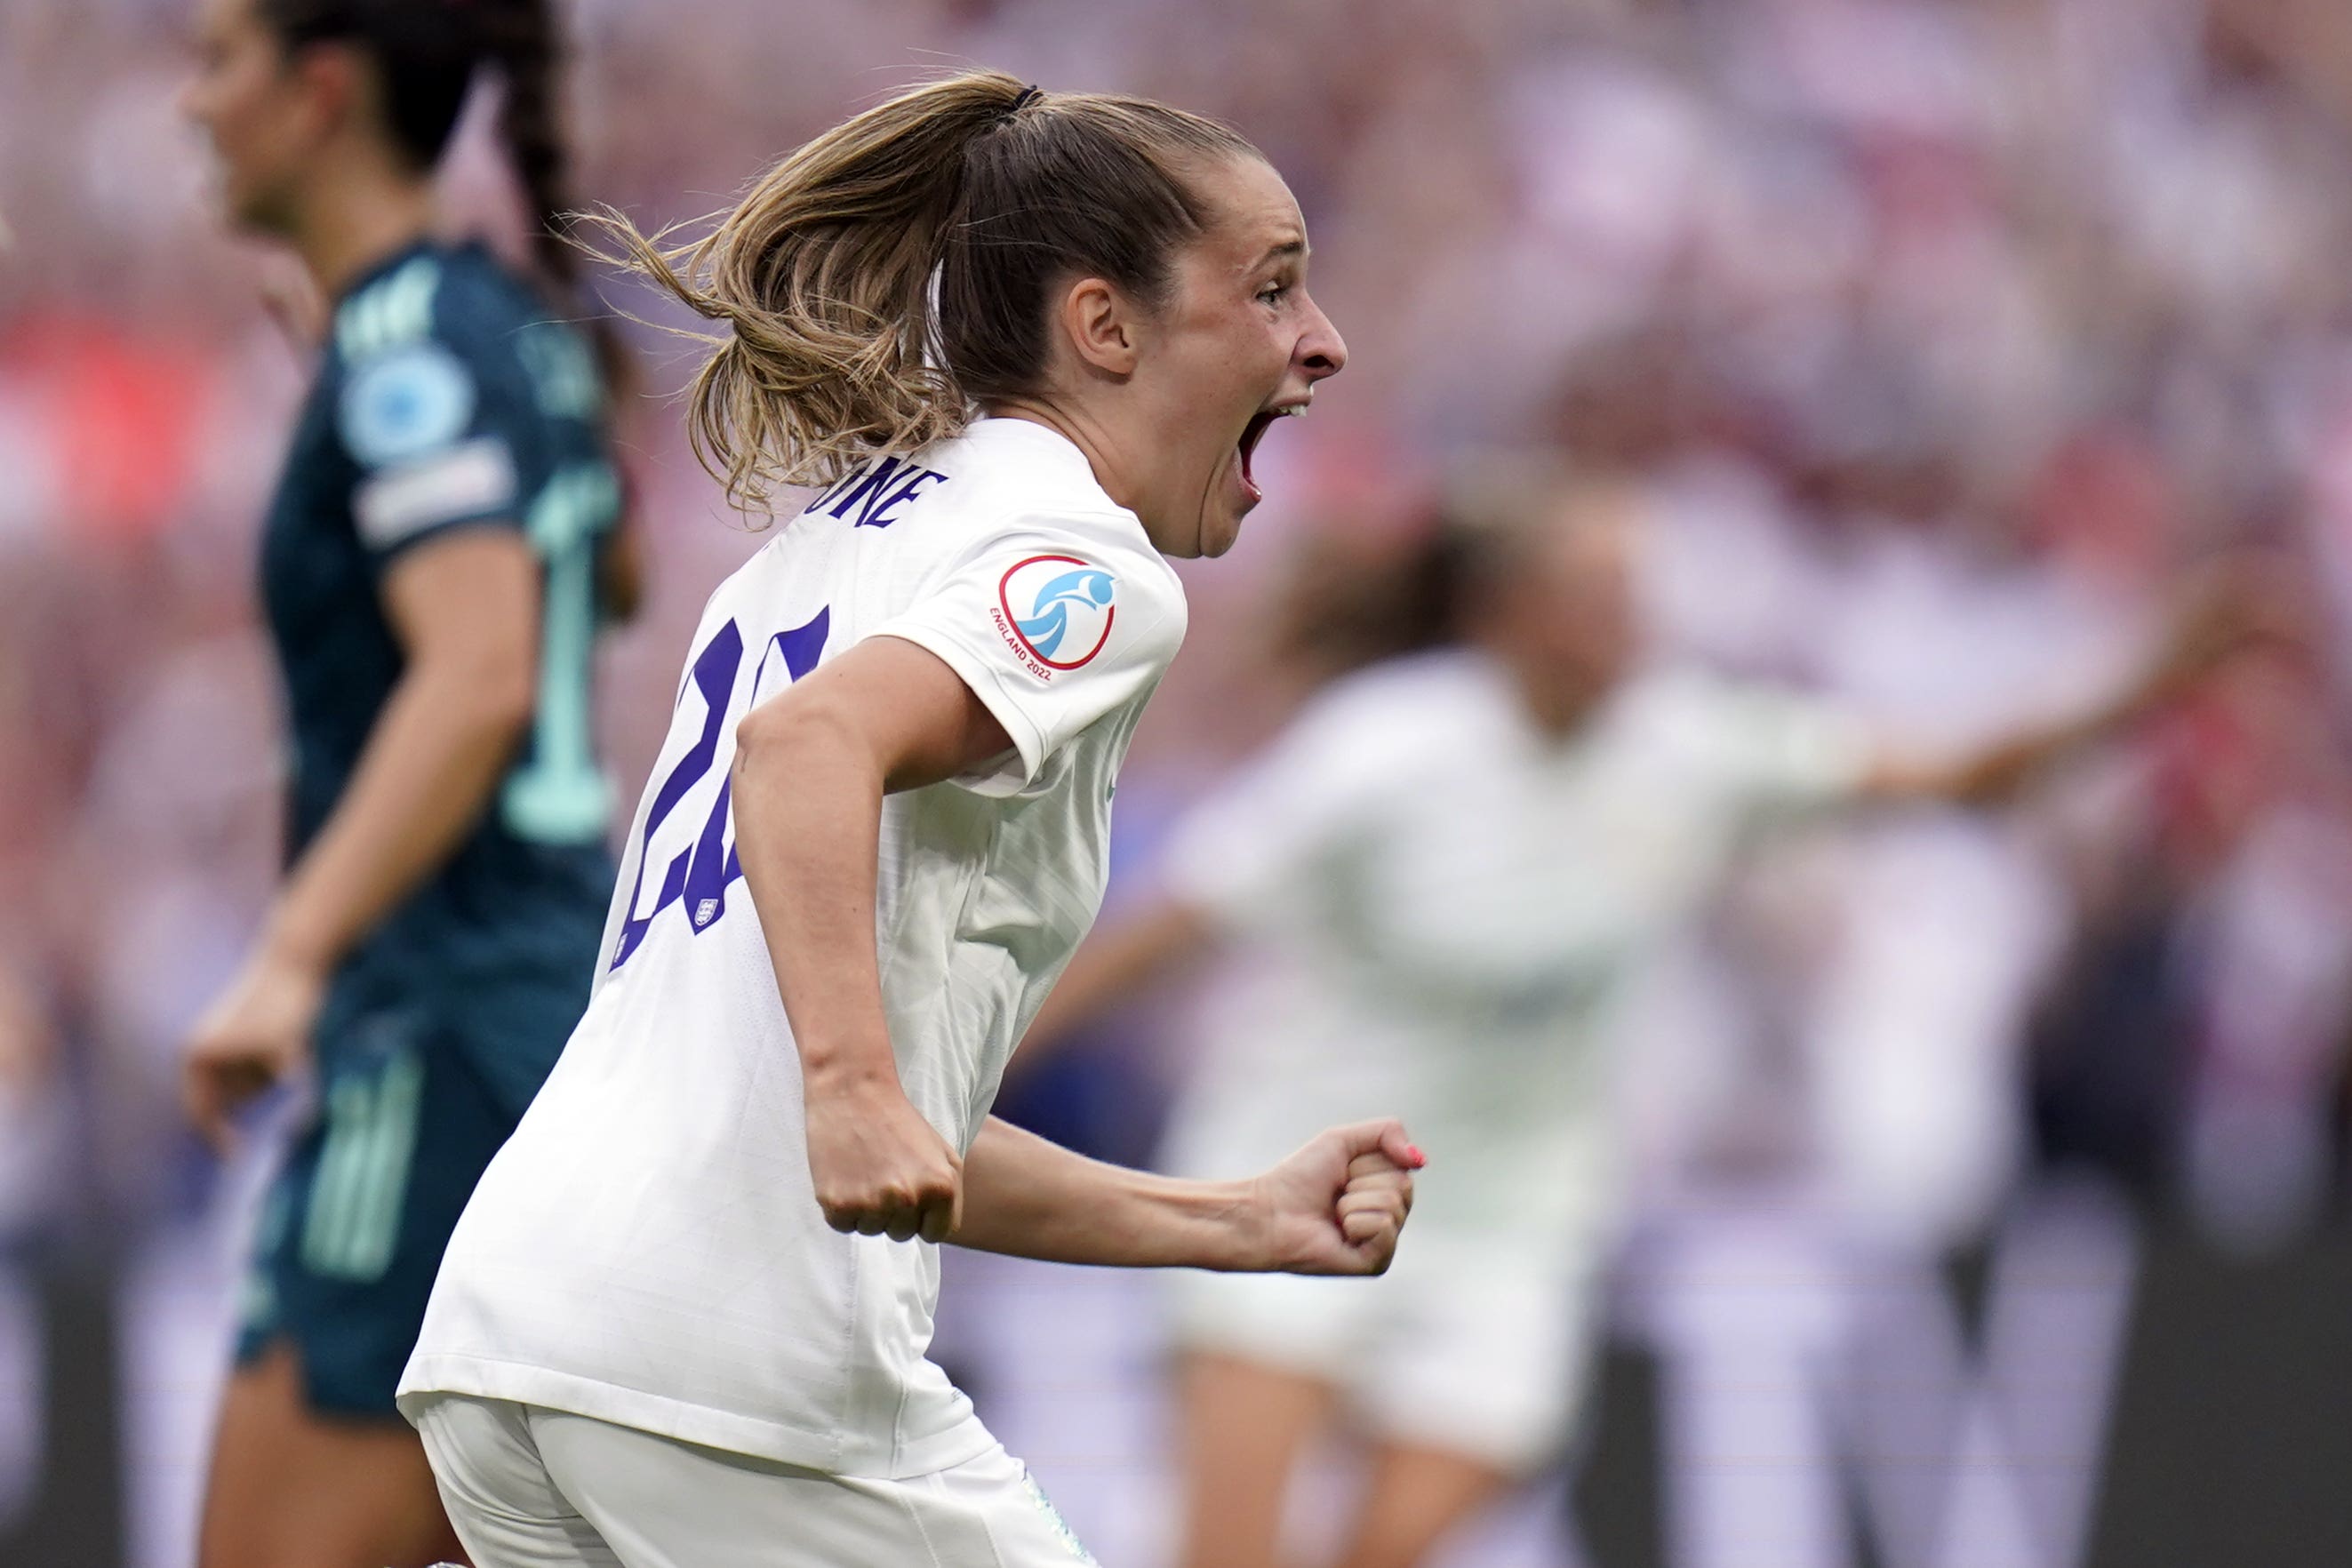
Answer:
[{"left": 178, "top": 0, "right": 633, "bottom": 1560}]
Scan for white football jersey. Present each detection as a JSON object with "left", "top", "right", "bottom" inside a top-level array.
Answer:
[
  {"left": 398, "top": 418, "right": 1187, "bottom": 1476},
  {"left": 1156, "top": 652, "right": 1870, "bottom": 1236}
]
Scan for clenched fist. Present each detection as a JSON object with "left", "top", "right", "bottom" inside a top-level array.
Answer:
[
  {"left": 804, "top": 1074, "right": 964, "bottom": 1243},
  {"left": 1246, "top": 1119, "right": 1422, "bottom": 1276}
]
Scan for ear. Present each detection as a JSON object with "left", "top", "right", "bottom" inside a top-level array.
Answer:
[
  {"left": 1056, "top": 276, "right": 1143, "bottom": 379},
  {"left": 288, "top": 39, "right": 364, "bottom": 143}
]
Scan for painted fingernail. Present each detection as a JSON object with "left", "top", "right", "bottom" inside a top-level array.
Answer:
[{"left": 1406, "top": 1145, "right": 1426, "bottom": 1167}]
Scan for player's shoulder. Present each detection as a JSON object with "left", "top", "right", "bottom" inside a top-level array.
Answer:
[
  {"left": 331, "top": 241, "right": 578, "bottom": 380},
  {"left": 929, "top": 419, "right": 1162, "bottom": 553},
  {"left": 794, "top": 420, "right": 1141, "bottom": 540},
  {"left": 1324, "top": 646, "right": 1507, "bottom": 718},
  {"left": 328, "top": 242, "right": 601, "bottom": 474},
  {"left": 881, "top": 417, "right": 1184, "bottom": 612},
  {"left": 1294, "top": 648, "right": 1507, "bottom": 757},
  {"left": 1614, "top": 663, "right": 1770, "bottom": 748},
  {"left": 326, "top": 248, "right": 482, "bottom": 472},
  {"left": 1622, "top": 661, "right": 1744, "bottom": 723},
  {"left": 428, "top": 241, "right": 554, "bottom": 344},
  {"left": 329, "top": 243, "right": 494, "bottom": 357},
  {"left": 1630, "top": 661, "right": 1828, "bottom": 727},
  {"left": 1620, "top": 660, "right": 1866, "bottom": 771}
]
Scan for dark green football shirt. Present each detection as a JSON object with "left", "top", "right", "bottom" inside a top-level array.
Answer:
[{"left": 259, "top": 238, "right": 618, "bottom": 1105}]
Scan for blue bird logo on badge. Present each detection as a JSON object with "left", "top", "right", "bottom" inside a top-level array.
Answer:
[{"left": 997, "top": 554, "right": 1117, "bottom": 671}]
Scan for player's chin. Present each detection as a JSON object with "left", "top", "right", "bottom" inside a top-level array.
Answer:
[
  {"left": 1209, "top": 440, "right": 1269, "bottom": 550},
  {"left": 1196, "top": 487, "right": 1256, "bottom": 559}
]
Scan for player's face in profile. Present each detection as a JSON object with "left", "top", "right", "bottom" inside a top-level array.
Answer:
[
  {"left": 1147, "top": 156, "right": 1348, "bottom": 559},
  {"left": 180, "top": 0, "right": 313, "bottom": 235}
]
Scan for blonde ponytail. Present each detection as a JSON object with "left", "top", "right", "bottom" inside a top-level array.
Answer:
[
  {"left": 594, "top": 70, "right": 1258, "bottom": 516},
  {"left": 594, "top": 73, "right": 1020, "bottom": 510}
]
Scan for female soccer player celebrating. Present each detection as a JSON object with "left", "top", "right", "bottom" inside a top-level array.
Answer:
[
  {"left": 395, "top": 71, "right": 1420, "bottom": 1566},
  {"left": 180, "top": 0, "right": 631, "bottom": 1562}
]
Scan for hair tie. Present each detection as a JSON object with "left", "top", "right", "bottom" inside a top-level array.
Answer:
[{"left": 1004, "top": 84, "right": 1044, "bottom": 119}]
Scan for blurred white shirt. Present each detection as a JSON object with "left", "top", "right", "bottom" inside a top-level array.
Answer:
[{"left": 1156, "top": 651, "right": 1871, "bottom": 1236}]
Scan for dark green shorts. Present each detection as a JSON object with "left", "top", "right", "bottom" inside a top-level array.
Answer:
[{"left": 234, "top": 991, "right": 545, "bottom": 1418}]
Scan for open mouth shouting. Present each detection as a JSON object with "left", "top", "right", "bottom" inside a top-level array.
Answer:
[{"left": 1236, "top": 399, "right": 1308, "bottom": 508}]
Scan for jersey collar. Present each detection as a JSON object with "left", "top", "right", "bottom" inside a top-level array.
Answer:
[{"left": 964, "top": 415, "right": 1106, "bottom": 491}]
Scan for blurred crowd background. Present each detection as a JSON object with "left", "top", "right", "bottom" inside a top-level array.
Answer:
[{"left": 4, "top": 0, "right": 2351, "bottom": 1564}]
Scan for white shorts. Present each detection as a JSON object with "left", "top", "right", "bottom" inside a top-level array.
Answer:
[
  {"left": 1165, "top": 1234, "right": 1602, "bottom": 1474},
  {"left": 411, "top": 1394, "right": 1098, "bottom": 1567}
]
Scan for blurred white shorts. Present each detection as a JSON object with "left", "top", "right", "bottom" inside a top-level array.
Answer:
[
  {"left": 1165, "top": 1236, "right": 1602, "bottom": 1474},
  {"left": 411, "top": 1393, "right": 1097, "bottom": 1567}
]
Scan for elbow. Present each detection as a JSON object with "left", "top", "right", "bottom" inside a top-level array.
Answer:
[
  {"left": 732, "top": 693, "right": 874, "bottom": 799},
  {"left": 476, "top": 654, "right": 539, "bottom": 745},
  {"left": 418, "top": 646, "right": 537, "bottom": 748},
  {"left": 731, "top": 701, "right": 801, "bottom": 788}
]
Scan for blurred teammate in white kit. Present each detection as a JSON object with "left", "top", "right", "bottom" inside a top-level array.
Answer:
[{"left": 1029, "top": 467, "right": 2268, "bottom": 1568}]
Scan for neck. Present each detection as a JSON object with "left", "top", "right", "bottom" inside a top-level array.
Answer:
[
  {"left": 988, "top": 396, "right": 1172, "bottom": 548},
  {"left": 1508, "top": 661, "right": 1611, "bottom": 740},
  {"left": 288, "top": 160, "right": 437, "bottom": 301}
]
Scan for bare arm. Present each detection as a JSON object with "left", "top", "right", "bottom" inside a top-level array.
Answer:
[
  {"left": 1862, "top": 564, "right": 2275, "bottom": 810},
  {"left": 185, "top": 531, "right": 541, "bottom": 1147},
  {"left": 1862, "top": 691, "right": 2161, "bottom": 809},
  {"left": 956, "top": 1114, "right": 1421, "bottom": 1275},
  {"left": 729, "top": 635, "right": 1012, "bottom": 1244},
  {"left": 273, "top": 534, "right": 542, "bottom": 963},
  {"left": 733, "top": 638, "right": 1427, "bottom": 1267}
]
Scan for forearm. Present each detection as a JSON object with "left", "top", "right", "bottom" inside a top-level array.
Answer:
[
  {"left": 1954, "top": 713, "right": 2124, "bottom": 804},
  {"left": 732, "top": 709, "right": 900, "bottom": 1093},
  {"left": 722, "top": 638, "right": 1019, "bottom": 1241},
  {"left": 1870, "top": 685, "right": 2158, "bottom": 809},
  {"left": 266, "top": 668, "right": 529, "bottom": 969},
  {"left": 954, "top": 1116, "right": 1260, "bottom": 1268},
  {"left": 1872, "top": 572, "right": 2268, "bottom": 811}
]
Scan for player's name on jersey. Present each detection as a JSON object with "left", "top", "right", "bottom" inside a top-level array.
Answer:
[{"left": 802, "top": 454, "right": 953, "bottom": 530}]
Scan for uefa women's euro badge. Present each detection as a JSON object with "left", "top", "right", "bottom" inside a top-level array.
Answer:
[{"left": 992, "top": 555, "right": 1118, "bottom": 679}]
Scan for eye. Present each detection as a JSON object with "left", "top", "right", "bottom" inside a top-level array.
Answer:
[{"left": 1256, "top": 281, "right": 1290, "bottom": 307}]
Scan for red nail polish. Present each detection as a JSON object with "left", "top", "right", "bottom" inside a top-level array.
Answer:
[{"left": 1406, "top": 1145, "right": 1426, "bottom": 1168}]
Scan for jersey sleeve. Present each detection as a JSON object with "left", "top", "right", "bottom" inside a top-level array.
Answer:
[
  {"left": 1156, "top": 680, "right": 1404, "bottom": 934},
  {"left": 336, "top": 289, "right": 559, "bottom": 564},
  {"left": 1692, "top": 676, "right": 1876, "bottom": 820},
  {"left": 867, "top": 510, "right": 1188, "bottom": 797}
]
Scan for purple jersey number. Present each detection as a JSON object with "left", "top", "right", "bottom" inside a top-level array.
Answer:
[{"left": 609, "top": 607, "right": 828, "bottom": 972}]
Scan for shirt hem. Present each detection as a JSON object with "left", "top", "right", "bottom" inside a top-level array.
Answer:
[
  {"left": 868, "top": 623, "right": 1048, "bottom": 794},
  {"left": 366, "top": 508, "right": 525, "bottom": 566},
  {"left": 396, "top": 1353, "right": 997, "bottom": 1480}
]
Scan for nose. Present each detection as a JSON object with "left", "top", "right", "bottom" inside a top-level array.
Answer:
[{"left": 1298, "top": 295, "right": 1347, "bottom": 381}]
